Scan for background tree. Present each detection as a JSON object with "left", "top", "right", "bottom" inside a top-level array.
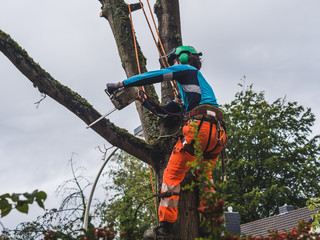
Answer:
[
  {"left": 213, "top": 83, "right": 320, "bottom": 223},
  {"left": 307, "top": 197, "right": 320, "bottom": 231},
  {"left": 95, "top": 151, "right": 157, "bottom": 239},
  {"left": 4, "top": 156, "right": 116, "bottom": 240},
  {"left": 3, "top": 157, "right": 88, "bottom": 239},
  {"left": 0, "top": 1, "right": 198, "bottom": 238}
]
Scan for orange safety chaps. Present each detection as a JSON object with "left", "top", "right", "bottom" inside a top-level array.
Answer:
[{"left": 158, "top": 120, "right": 226, "bottom": 223}]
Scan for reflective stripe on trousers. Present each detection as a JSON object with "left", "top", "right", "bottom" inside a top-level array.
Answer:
[{"left": 158, "top": 120, "right": 226, "bottom": 223}]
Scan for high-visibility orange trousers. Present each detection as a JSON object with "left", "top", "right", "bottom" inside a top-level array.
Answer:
[{"left": 158, "top": 120, "right": 226, "bottom": 223}]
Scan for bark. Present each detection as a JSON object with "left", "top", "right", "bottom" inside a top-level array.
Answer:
[{"left": 99, "top": 0, "right": 160, "bottom": 144}]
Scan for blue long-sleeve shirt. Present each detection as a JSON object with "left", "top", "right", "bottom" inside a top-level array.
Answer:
[{"left": 123, "top": 64, "right": 219, "bottom": 115}]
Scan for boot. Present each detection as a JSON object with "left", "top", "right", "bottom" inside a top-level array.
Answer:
[{"left": 143, "top": 221, "right": 173, "bottom": 239}]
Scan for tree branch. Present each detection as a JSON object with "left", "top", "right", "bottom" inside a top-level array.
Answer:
[
  {"left": 0, "top": 29, "right": 156, "bottom": 166},
  {"left": 34, "top": 93, "right": 46, "bottom": 108}
]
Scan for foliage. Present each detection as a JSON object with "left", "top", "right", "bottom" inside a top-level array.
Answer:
[
  {"left": 183, "top": 121, "right": 228, "bottom": 239},
  {"left": 188, "top": 122, "right": 320, "bottom": 239},
  {"left": 95, "top": 151, "right": 157, "bottom": 239},
  {"left": 1, "top": 155, "right": 110, "bottom": 240},
  {"left": 214, "top": 83, "right": 320, "bottom": 223},
  {"left": 196, "top": 193, "right": 226, "bottom": 240},
  {"left": 307, "top": 197, "right": 320, "bottom": 231},
  {"left": 0, "top": 190, "right": 46, "bottom": 218},
  {"left": 42, "top": 223, "right": 116, "bottom": 240}
]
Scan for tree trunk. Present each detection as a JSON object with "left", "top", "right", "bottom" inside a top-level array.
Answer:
[{"left": 154, "top": 1, "right": 200, "bottom": 239}]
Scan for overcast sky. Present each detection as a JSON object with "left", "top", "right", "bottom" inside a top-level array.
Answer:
[{"left": 1, "top": 0, "right": 319, "bottom": 231}]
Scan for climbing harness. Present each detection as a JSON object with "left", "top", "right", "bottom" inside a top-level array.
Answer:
[{"left": 181, "top": 105, "right": 228, "bottom": 178}]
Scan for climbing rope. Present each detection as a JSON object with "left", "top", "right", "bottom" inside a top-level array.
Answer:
[
  {"left": 140, "top": 0, "right": 182, "bottom": 101},
  {"left": 128, "top": 3, "right": 184, "bottom": 117},
  {"left": 128, "top": 3, "right": 157, "bottom": 217},
  {"left": 135, "top": 1, "right": 181, "bottom": 100},
  {"left": 128, "top": 5, "right": 142, "bottom": 75},
  {"left": 140, "top": 0, "right": 184, "bottom": 99},
  {"left": 138, "top": 0, "right": 167, "bottom": 67}
]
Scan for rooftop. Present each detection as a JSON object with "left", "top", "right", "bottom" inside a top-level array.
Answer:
[{"left": 241, "top": 206, "right": 318, "bottom": 237}]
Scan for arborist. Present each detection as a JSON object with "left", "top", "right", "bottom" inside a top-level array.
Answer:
[{"left": 106, "top": 46, "right": 227, "bottom": 239}]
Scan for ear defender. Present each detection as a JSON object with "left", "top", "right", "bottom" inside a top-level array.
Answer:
[
  {"left": 162, "top": 46, "right": 201, "bottom": 66},
  {"left": 179, "top": 52, "right": 189, "bottom": 64}
]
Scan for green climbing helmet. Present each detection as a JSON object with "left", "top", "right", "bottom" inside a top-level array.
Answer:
[{"left": 160, "top": 45, "right": 203, "bottom": 66}]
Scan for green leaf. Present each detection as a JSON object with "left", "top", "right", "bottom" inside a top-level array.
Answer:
[
  {"left": 0, "top": 199, "right": 12, "bottom": 217},
  {"left": 35, "top": 191, "right": 47, "bottom": 209},
  {"left": 0, "top": 199, "right": 10, "bottom": 209},
  {"left": 23, "top": 190, "right": 37, "bottom": 203},
  {"left": 36, "top": 191, "right": 47, "bottom": 201},
  {"left": 0, "top": 193, "right": 10, "bottom": 199},
  {"left": 16, "top": 201, "right": 29, "bottom": 214},
  {"left": 11, "top": 193, "right": 21, "bottom": 202}
]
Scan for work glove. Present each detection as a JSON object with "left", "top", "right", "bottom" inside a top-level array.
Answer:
[{"left": 106, "top": 82, "right": 121, "bottom": 95}]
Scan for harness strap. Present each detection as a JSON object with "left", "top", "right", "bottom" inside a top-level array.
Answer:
[
  {"left": 153, "top": 191, "right": 180, "bottom": 198},
  {"left": 183, "top": 116, "right": 205, "bottom": 155},
  {"left": 203, "top": 152, "right": 220, "bottom": 159},
  {"left": 204, "top": 121, "right": 224, "bottom": 155},
  {"left": 203, "top": 117, "right": 215, "bottom": 153},
  {"left": 186, "top": 109, "right": 223, "bottom": 122},
  {"left": 197, "top": 116, "right": 205, "bottom": 131}
]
